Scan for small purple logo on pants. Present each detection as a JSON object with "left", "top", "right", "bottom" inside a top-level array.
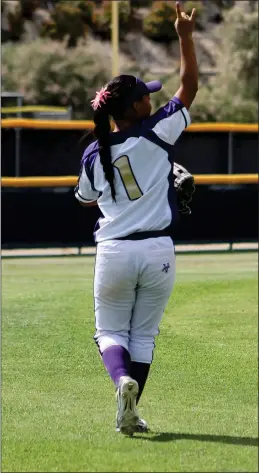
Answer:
[{"left": 162, "top": 263, "right": 170, "bottom": 273}]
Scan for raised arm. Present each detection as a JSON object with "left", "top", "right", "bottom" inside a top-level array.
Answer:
[{"left": 174, "top": 2, "right": 198, "bottom": 110}]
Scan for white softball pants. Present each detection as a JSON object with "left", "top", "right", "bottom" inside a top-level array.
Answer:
[{"left": 94, "top": 237, "right": 175, "bottom": 363}]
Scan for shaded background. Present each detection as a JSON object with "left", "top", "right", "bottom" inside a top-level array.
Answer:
[{"left": 2, "top": 127, "right": 258, "bottom": 247}]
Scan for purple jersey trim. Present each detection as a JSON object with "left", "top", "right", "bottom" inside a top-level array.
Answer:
[
  {"left": 93, "top": 129, "right": 179, "bottom": 241},
  {"left": 82, "top": 140, "right": 99, "bottom": 192},
  {"left": 80, "top": 99, "right": 184, "bottom": 240},
  {"left": 109, "top": 97, "right": 185, "bottom": 146},
  {"left": 145, "top": 96, "right": 185, "bottom": 129},
  {"left": 171, "top": 96, "right": 184, "bottom": 107},
  {"left": 143, "top": 129, "right": 179, "bottom": 231},
  {"left": 81, "top": 140, "right": 98, "bottom": 163}
]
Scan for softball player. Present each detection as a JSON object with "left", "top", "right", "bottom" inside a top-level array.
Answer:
[{"left": 75, "top": 2, "right": 198, "bottom": 436}]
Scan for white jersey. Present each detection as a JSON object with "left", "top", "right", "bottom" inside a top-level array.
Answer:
[{"left": 75, "top": 97, "right": 191, "bottom": 242}]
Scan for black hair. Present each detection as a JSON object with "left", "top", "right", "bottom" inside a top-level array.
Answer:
[{"left": 90, "top": 75, "right": 137, "bottom": 202}]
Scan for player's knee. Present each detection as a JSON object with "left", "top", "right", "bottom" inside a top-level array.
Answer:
[
  {"left": 129, "top": 335, "right": 155, "bottom": 364},
  {"left": 94, "top": 330, "right": 129, "bottom": 354}
]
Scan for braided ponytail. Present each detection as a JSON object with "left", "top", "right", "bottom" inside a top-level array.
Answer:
[
  {"left": 93, "top": 106, "right": 116, "bottom": 202},
  {"left": 88, "top": 75, "right": 139, "bottom": 202}
]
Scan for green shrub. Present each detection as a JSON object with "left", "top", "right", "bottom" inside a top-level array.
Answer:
[
  {"left": 221, "top": 4, "right": 258, "bottom": 101},
  {"left": 143, "top": 1, "right": 178, "bottom": 43},
  {"left": 57, "top": 0, "right": 95, "bottom": 25},
  {"left": 190, "top": 85, "right": 258, "bottom": 123},
  {"left": 44, "top": 3, "right": 86, "bottom": 47},
  {"left": 130, "top": 0, "right": 153, "bottom": 8},
  {"left": 1, "top": 37, "right": 138, "bottom": 119},
  {"left": 21, "top": 0, "right": 40, "bottom": 20},
  {"left": 212, "top": 0, "right": 234, "bottom": 9},
  {"left": 92, "top": 1, "right": 131, "bottom": 40},
  {"left": 143, "top": 0, "right": 204, "bottom": 42},
  {"left": 76, "top": 1, "right": 95, "bottom": 25},
  {"left": 160, "top": 4, "right": 258, "bottom": 123}
]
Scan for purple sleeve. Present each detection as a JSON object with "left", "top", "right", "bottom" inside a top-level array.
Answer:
[
  {"left": 81, "top": 141, "right": 99, "bottom": 192},
  {"left": 145, "top": 96, "right": 191, "bottom": 145},
  {"left": 74, "top": 140, "right": 100, "bottom": 201},
  {"left": 171, "top": 96, "right": 185, "bottom": 108},
  {"left": 144, "top": 96, "right": 186, "bottom": 129}
]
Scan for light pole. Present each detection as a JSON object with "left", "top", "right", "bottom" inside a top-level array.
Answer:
[{"left": 111, "top": 1, "right": 119, "bottom": 77}]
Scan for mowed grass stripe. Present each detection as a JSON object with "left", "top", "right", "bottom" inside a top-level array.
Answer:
[{"left": 2, "top": 253, "right": 258, "bottom": 472}]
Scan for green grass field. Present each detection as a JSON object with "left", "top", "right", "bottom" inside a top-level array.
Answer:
[{"left": 2, "top": 252, "right": 258, "bottom": 472}]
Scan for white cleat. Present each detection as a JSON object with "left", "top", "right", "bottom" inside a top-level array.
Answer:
[
  {"left": 134, "top": 418, "right": 149, "bottom": 433},
  {"left": 116, "top": 417, "right": 149, "bottom": 434},
  {"left": 116, "top": 376, "right": 139, "bottom": 436}
]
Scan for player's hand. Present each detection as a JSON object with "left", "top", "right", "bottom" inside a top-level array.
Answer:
[{"left": 174, "top": 1, "right": 196, "bottom": 38}]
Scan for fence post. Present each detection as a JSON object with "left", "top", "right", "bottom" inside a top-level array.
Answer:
[
  {"left": 1, "top": 92, "right": 23, "bottom": 176},
  {"left": 227, "top": 130, "right": 234, "bottom": 249},
  {"left": 15, "top": 96, "right": 23, "bottom": 177}
]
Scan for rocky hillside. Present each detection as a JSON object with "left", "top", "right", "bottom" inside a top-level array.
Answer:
[
  {"left": 1, "top": 0, "right": 256, "bottom": 79},
  {"left": 2, "top": 1, "right": 258, "bottom": 122}
]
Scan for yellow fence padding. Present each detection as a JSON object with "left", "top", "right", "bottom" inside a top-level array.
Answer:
[
  {"left": 1, "top": 118, "right": 94, "bottom": 130},
  {"left": 1, "top": 119, "right": 258, "bottom": 132},
  {"left": 1, "top": 106, "right": 69, "bottom": 114},
  {"left": 1, "top": 174, "right": 258, "bottom": 188}
]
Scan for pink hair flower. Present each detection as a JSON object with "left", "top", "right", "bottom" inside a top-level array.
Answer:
[{"left": 91, "top": 86, "right": 111, "bottom": 111}]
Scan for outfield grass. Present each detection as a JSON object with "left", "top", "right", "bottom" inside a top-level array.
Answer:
[{"left": 2, "top": 253, "right": 258, "bottom": 472}]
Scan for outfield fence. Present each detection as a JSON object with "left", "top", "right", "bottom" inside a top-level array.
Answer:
[
  {"left": 1, "top": 120, "right": 258, "bottom": 177},
  {"left": 2, "top": 119, "right": 258, "bottom": 132},
  {"left": 2, "top": 120, "right": 258, "bottom": 250}
]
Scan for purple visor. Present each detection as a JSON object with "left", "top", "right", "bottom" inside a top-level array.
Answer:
[
  {"left": 118, "top": 78, "right": 162, "bottom": 111},
  {"left": 111, "top": 77, "right": 163, "bottom": 118},
  {"left": 135, "top": 78, "right": 162, "bottom": 97}
]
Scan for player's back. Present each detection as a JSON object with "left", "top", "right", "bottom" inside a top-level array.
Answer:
[{"left": 75, "top": 97, "right": 191, "bottom": 242}]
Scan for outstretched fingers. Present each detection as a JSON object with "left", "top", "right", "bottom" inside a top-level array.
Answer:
[
  {"left": 176, "top": 2, "right": 196, "bottom": 22},
  {"left": 190, "top": 8, "right": 196, "bottom": 22},
  {"left": 175, "top": 1, "right": 181, "bottom": 19}
]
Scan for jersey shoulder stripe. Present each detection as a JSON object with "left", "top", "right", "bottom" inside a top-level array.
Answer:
[
  {"left": 109, "top": 97, "right": 190, "bottom": 147},
  {"left": 82, "top": 140, "right": 99, "bottom": 192},
  {"left": 145, "top": 96, "right": 186, "bottom": 129}
]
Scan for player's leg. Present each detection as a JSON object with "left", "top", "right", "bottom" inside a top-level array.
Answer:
[
  {"left": 129, "top": 361, "right": 151, "bottom": 405},
  {"left": 94, "top": 241, "right": 136, "bottom": 383},
  {"left": 129, "top": 237, "right": 176, "bottom": 406},
  {"left": 93, "top": 240, "right": 140, "bottom": 434}
]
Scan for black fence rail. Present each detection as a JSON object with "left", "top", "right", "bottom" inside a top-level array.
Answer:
[
  {"left": 2, "top": 185, "right": 258, "bottom": 248},
  {"left": 1, "top": 122, "right": 258, "bottom": 177}
]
